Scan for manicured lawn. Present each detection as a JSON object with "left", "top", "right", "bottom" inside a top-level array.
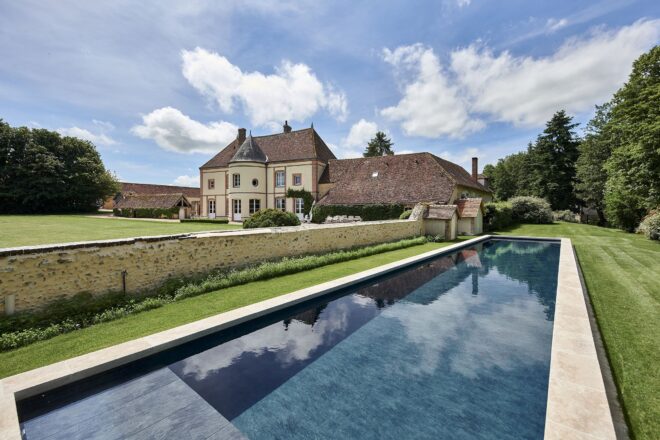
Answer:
[
  {"left": 498, "top": 222, "right": 659, "bottom": 440},
  {"left": 0, "top": 241, "right": 453, "bottom": 378},
  {"left": 0, "top": 214, "right": 240, "bottom": 248}
]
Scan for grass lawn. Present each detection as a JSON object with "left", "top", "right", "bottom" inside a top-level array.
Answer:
[
  {"left": 497, "top": 222, "right": 659, "bottom": 440},
  {"left": 0, "top": 241, "right": 454, "bottom": 378},
  {"left": 0, "top": 214, "right": 240, "bottom": 248}
]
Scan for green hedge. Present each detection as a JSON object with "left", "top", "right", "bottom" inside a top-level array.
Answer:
[
  {"left": 399, "top": 209, "right": 413, "bottom": 220},
  {"left": 180, "top": 218, "right": 229, "bottom": 224},
  {"left": 509, "top": 196, "right": 553, "bottom": 224},
  {"left": 0, "top": 236, "right": 427, "bottom": 351},
  {"left": 312, "top": 204, "right": 405, "bottom": 223},
  {"left": 243, "top": 209, "right": 301, "bottom": 228},
  {"left": 637, "top": 209, "right": 660, "bottom": 240},
  {"left": 113, "top": 207, "right": 179, "bottom": 219},
  {"left": 484, "top": 202, "right": 514, "bottom": 231}
]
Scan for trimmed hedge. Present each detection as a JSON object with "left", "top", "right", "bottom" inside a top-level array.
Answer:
[
  {"left": 243, "top": 209, "right": 301, "bottom": 228},
  {"left": 0, "top": 236, "right": 427, "bottom": 351},
  {"left": 114, "top": 207, "right": 179, "bottom": 219},
  {"left": 399, "top": 209, "right": 413, "bottom": 220},
  {"left": 509, "top": 196, "right": 553, "bottom": 224},
  {"left": 637, "top": 209, "right": 660, "bottom": 240},
  {"left": 553, "top": 210, "right": 579, "bottom": 223},
  {"left": 484, "top": 202, "right": 514, "bottom": 231},
  {"left": 180, "top": 218, "right": 229, "bottom": 224},
  {"left": 312, "top": 204, "right": 405, "bottom": 223}
]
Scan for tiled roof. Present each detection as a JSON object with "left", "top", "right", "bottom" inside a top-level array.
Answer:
[
  {"left": 120, "top": 182, "right": 200, "bottom": 198},
  {"left": 317, "top": 153, "right": 489, "bottom": 206},
  {"left": 201, "top": 128, "right": 336, "bottom": 169},
  {"left": 230, "top": 135, "right": 267, "bottom": 163},
  {"left": 425, "top": 204, "right": 457, "bottom": 220},
  {"left": 115, "top": 193, "right": 191, "bottom": 209},
  {"left": 456, "top": 198, "right": 483, "bottom": 218}
]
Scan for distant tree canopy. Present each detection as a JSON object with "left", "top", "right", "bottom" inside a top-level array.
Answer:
[
  {"left": 363, "top": 131, "right": 394, "bottom": 157},
  {"left": 0, "top": 120, "right": 118, "bottom": 214}
]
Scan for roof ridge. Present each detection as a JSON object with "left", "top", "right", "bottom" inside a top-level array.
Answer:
[{"left": 249, "top": 127, "right": 313, "bottom": 139}]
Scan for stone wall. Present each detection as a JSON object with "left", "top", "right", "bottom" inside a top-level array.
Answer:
[{"left": 0, "top": 219, "right": 423, "bottom": 314}]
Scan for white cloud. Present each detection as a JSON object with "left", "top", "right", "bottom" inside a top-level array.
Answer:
[
  {"left": 343, "top": 119, "right": 379, "bottom": 147},
  {"left": 181, "top": 47, "right": 348, "bottom": 127},
  {"left": 92, "top": 119, "right": 115, "bottom": 131},
  {"left": 380, "top": 20, "right": 660, "bottom": 137},
  {"left": 456, "top": 0, "right": 471, "bottom": 7},
  {"left": 545, "top": 18, "right": 568, "bottom": 33},
  {"left": 131, "top": 106, "right": 238, "bottom": 154},
  {"left": 173, "top": 174, "right": 199, "bottom": 187},
  {"left": 56, "top": 126, "right": 116, "bottom": 146}
]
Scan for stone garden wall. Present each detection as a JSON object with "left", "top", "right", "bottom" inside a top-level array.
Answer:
[{"left": 0, "top": 219, "right": 423, "bottom": 314}]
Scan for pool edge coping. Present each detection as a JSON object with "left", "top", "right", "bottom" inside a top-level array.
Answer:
[{"left": 0, "top": 235, "right": 616, "bottom": 440}]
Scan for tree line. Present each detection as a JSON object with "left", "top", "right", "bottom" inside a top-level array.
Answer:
[
  {"left": 0, "top": 121, "right": 118, "bottom": 214},
  {"left": 483, "top": 46, "right": 659, "bottom": 231}
]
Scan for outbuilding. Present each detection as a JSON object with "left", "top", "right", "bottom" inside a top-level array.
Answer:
[
  {"left": 424, "top": 204, "right": 458, "bottom": 240},
  {"left": 114, "top": 193, "right": 193, "bottom": 219},
  {"left": 456, "top": 198, "right": 484, "bottom": 235}
]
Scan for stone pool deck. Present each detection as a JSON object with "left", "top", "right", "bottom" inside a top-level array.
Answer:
[{"left": 0, "top": 236, "right": 618, "bottom": 439}]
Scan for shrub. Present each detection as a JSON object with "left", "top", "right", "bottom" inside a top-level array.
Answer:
[
  {"left": 484, "top": 202, "right": 514, "bottom": 231},
  {"left": 509, "top": 196, "right": 553, "bottom": 224},
  {"left": 113, "top": 207, "right": 178, "bottom": 219},
  {"left": 636, "top": 209, "right": 660, "bottom": 240},
  {"left": 399, "top": 209, "right": 413, "bottom": 220},
  {"left": 553, "top": 210, "right": 579, "bottom": 223},
  {"left": 243, "top": 209, "right": 301, "bottom": 228},
  {"left": 312, "top": 204, "right": 405, "bottom": 223},
  {"left": 425, "top": 234, "right": 444, "bottom": 243},
  {"left": 180, "top": 218, "right": 229, "bottom": 224}
]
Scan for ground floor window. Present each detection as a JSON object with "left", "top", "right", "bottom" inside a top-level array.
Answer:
[
  {"left": 295, "top": 198, "right": 304, "bottom": 214},
  {"left": 275, "top": 197, "right": 286, "bottom": 211},
  {"left": 249, "top": 199, "right": 261, "bottom": 214},
  {"left": 233, "top": 199, "right": 241, "bottom": 215},
  {"left": 208, "top": 199, "right": 215, "bottom": 214}
]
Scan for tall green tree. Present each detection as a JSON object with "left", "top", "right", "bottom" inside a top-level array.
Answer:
[
  {"left": 0, "top": 120, "right": 118, "bottom": 214},
  {"left": 526, "top": 110, "right": 580, "bottom": 210},
  {"left": 575, "top": 103, "right": 613, "bottom": 225},
  {"left": 604, "top": 46, "right": 660, "bottom": 231},
  {"left": 363, "top": 131, "right": 394, "bottom": 157},
  {"left": 488, "top": 151, "right": 533, "bottom": 200}
]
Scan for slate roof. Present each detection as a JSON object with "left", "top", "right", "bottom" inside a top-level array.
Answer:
[
  {"left": 115, "top": 193, "right": 191, "bottom": 209},
  {"left": 424, "top": 204, "right": 457, "bottom": 220},
  {"left": 120, "top": 182, "right": 200, "bottom": 198},
  {"left": 456, "top": 198, "right": 483, "bottom": 218},
  {"left": 201, "top": 128, "right": 336, "bottom": 169},
  {"left": 230, "top": 134, "right": 268, "bottom": 163},
  {"left": 317, "top": 153, "right": 489, "bottom": 206}
]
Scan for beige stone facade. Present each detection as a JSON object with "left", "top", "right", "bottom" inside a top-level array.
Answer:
[{"left": 0, "top": 220, "right": 424, "bottom": 315}]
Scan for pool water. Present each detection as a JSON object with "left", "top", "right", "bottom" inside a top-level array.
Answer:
[{"left": 19, "top": 239, "right": 560, "bottom": 440}]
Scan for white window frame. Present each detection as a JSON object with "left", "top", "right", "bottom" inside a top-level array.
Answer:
[
  {"left": 233, "top": 199, "right": 241, "bottom": 214},
  {"left": 249, "top": 199, "right": 261, "bottom": 214},
  {"left": 295, "top": 198, "right": 305, "bottom": 214},
  {"left": 275, "top": 197, "right": 286, "bottom": 211},
  {"left": 232, "top": 174, "right": 240, "bottom": 188},
  {"left": 293, "top": 174, "right": 302, "bottom": 186},
  {"left": 208, "top": 199, "right": 216, "bottom": 214},
  {"left": 275, "top": 170, "right": 285, "bottom": 187}
]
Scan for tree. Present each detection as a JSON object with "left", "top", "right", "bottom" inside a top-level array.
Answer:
[
  {"left": 604, "top": 46, "right": 660, "bottom": 231},
  {"left": 0, "top": 120, "right": 118, "bottom": 214},
  {"left": 487, "top": 151, "right": 533, "bottom": 201},
  {"left": 526, "top": 110, "right": 580, "bottom": 210},
  {"left": 363, "top": 131, "right": 394, "bottom": 157},
  {"left": 575, "top": 103, "right": 612, "bottom": 225}
]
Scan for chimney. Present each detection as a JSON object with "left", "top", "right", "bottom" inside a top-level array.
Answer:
[
  {"left": 472, "top": 157, "right": 478, "bottom": 181},
  {"left": 237, "top": 128, "right": 246, "bottom": 145},
  {"left": 283, "top": 120, "right": 292, "bottom": 133}
]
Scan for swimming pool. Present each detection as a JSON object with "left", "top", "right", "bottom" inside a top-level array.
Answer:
[{"left": 18, "top": 238, "right": 560, "bottom": 439}]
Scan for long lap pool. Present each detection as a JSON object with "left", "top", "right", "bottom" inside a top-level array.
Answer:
[{"left": 18, "top": 238, "right": 560, "bottom": 439}]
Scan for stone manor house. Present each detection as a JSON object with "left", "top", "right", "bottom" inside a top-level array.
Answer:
[{"left": 199, "top": 122, "right": 492, "bottom": 233}]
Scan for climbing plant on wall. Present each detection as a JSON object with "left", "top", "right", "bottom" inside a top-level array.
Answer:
[{"left": 286, "top": 188, "right": 314, "bottom": 214}]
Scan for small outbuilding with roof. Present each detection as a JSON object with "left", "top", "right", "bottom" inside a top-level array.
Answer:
[
  {"left": 456, "top": 198, "right": 484, "bottom": 235},
  {"left": 424, "top": 204, "right": 458, "bottom": 240}
]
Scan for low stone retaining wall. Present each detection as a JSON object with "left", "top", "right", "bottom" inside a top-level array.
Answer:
[{"left": 0, "top": 220, "right": 423, "bottom": 314}]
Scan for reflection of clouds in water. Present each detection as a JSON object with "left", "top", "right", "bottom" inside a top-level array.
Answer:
[
  {"left": 352, "top": 294, "right": 375, "bottom": 307},
  {"left": 180, "top": 299, "right": 355, "bottom": 380},
  {"left": 387, "top": 272, "right": 551, "bottom": 378}
]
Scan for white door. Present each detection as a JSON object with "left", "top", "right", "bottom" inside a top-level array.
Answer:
[
  {"left": 295, "top": 198, "right": 304, "bottom": 220},
  {"left": 233, "top": 199, "right": 242, "bottom": 221}
]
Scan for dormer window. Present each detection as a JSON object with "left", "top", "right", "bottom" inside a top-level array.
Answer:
[
  {"left": 372, "top": 171, "right": 379, "bottom": 178},
  {"left": 233, "top": 174, "right": 240, "bottom": 188}
]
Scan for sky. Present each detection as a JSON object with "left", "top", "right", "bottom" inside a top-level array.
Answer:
[{"left": 1, "top": 0, "right": 658, "bottom": 187}]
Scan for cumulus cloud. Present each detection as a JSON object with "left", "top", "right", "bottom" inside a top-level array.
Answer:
[
  {"left": 181, "top": 47, "right": 348, "bottom": 127},
  {"left": 131, "top": 106, "right": 237, "bottom": 154},
  {"left": 343, "top": 119, "right": 379, "bottom": 147},
  {"left": 57, "top": 126, "right": 116, "bottom": 146},
  {"left": 381, "top": 19, "right": 660, "bottom": 137},
  {"left": 173, "top": 175, "right": 199, "bottom": 187}
]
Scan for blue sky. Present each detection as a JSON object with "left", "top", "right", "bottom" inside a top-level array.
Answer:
[{"left": 1, "top": 0, "right": 658, "bottom": 186}]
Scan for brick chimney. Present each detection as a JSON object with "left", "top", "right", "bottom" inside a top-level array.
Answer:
[
  {"left": 283, "top": 120, "right": 292, "bottom": 133},
  {"left": 237, "top": 128, "right": 246, "bottom": 145},
  {"left": 472, "top": 157, "right": 478, "bottom": 181}
]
